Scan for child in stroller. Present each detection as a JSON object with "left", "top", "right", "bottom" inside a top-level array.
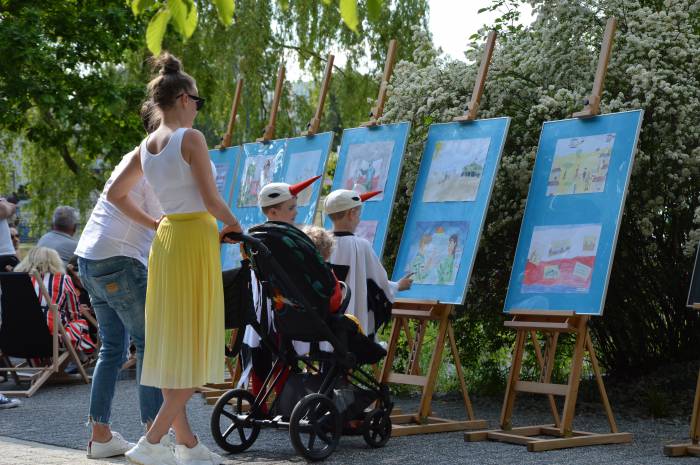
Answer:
[{"left": 211, "top": 223, "right": 393, "bottom": 461}]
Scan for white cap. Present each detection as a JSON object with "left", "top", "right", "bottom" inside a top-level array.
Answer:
[
  {"left": 258, "top": 175, "right": 321, "bottom": 208},
  {"left": 324, "top": 189, "right": 382, "bottom": 215}
]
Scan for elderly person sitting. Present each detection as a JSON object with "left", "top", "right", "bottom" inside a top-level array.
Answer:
[
  {"left": 37, "top": 206, "right": 79, "bottom": 264},
  {"left": 14, "top": 247, "right": 96, "bottom": 356}
]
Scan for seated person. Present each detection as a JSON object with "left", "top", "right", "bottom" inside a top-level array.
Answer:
[
  {"left": 37, "top": 206, "right": 79, "bottom": 265},
  {"left": 14, "top": 247, "right": 97, "bottom": 357},
  {"left": 302, "top": 225, "right": 386, "bottom": 365},
  {"left": 239, "top": 175, "right": 321, "bottom": 398},
  {"left": 324, "top": 189, "right": 414, "bottom": 340}
]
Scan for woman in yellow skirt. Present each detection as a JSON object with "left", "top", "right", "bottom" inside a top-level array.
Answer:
[{"left": 107, "top": 53, "right": 241, "bottom": 465}]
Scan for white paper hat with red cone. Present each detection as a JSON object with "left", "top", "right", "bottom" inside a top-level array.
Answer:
[
  {"left": 258, "top": 175, "right": 322, "bottom": 207},
  {"left": 323, "top": 189, "right": 382, "bottom": 215}
]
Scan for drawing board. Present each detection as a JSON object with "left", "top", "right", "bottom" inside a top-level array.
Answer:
[
  {"left": 392, "top": 118, "right": 510, "bottom": 303},
  {"left": 325, "top": 122, "right": 411, "bottom": 257},
  {"left": 504, "top": 109, "right": 643, "bottom": 315}
]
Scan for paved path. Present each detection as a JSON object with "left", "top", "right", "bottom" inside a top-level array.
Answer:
[{"left": 0, "top": 436, "right": 127, "bottom": 465}]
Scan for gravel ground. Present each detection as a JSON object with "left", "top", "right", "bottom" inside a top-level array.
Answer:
[{"left": 0, "top": 377, "right": 696, "bottom": 464}]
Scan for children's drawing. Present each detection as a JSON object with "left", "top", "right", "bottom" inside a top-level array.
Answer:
[
  {"left": 547, "top": 133, "right": 615, "bottom": 196},
  {"left": 213, "top": 164, "right": 228, "bottom": 197},
  {"left": 423, "top": 137, "right": 491, "bottom": 202},
  {"left": 285, "top": 149, "right": 322, "bottom": 206},
  {"left": 341, "top": 140, "right": 394, "bottom": 200},
  {"left": 405, "top": 221, "right": 468, "bottom": 285},
  {"left": 522, "top": 223, "right": 602, "bottom": 294},
  {"left": 238, "top": 155, "right": 275, "bottom": 207},
  {"left": 355, "top": 220, "right": 378, "bottom": 245}
]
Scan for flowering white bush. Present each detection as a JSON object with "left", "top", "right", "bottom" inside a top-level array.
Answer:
[{"left": 381, "top": 1, "right": 700, "bottom": 375}]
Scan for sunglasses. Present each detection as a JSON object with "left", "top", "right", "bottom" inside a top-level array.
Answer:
[{"left": 178, "top": 93, "right": 205, "bottom": 111}]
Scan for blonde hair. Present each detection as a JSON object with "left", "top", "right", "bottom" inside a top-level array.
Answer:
[
  {"left": 14, "top": 247, "right": 65, "bottom": 274},
  {"left": 302, "top": 225, "right": 335, "bottom": 261}
]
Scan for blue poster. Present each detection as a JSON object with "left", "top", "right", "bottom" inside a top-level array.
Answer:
[
  {"left": 210, "top": 146, "right": 241, "bottom": 271},
  {"left": 209, "top": 146, "right": 240, "bottom": 204},
  {"left": 222, "top": 139, "right": 286, "bottom": 269},
  {"left": 504, "top": 110, "right": 643, "bottom": 315},
  {"left": 392, "top": 118, "right": 510, "bottom": 303},
  {"left": 283, "top": 132, "right": 333, "bottom": 225},
  {"left": 325, "top": 122, "right": 411, "bottom": 258}
]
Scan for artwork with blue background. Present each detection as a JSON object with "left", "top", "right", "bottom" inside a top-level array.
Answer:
[
  {"left": 283, "top": 132, "right": 333, "bottom": 225},
  {"left": 325, "top": 122, "right": 411, "bottom": 258},
  {"left": 222, "top": 139, "right": 286, "bottom": 269},
  {"left": 209, "top": 146, "right": 241, "bottom": 271},
  {"left": 222, "top": 135, "right": 333, "bottom": 270},
  {"left": 392, "top": 118, "right": 510, "bottom": 303},
  {"left": 504, "top": 109, "right": 643, "bottom": 315}
]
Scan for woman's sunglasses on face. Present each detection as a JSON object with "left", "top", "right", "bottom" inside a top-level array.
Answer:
[{"left": 178, "top": 93, "right": 205, "bottom": 111}]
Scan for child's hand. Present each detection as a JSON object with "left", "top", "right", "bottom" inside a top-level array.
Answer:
[{"left": 398, "top": 272, "right": 414, "bottom": 291}]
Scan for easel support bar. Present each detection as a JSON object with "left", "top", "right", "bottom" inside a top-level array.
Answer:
[
  {"left": 573, "top": 17, "right": 617, "bottom": 118},
  {"left": 454, "top": 30, "right": 497, "bottom": 122},
  {"left": 361, "top": 39, "right": 397, "bottom": 127},
  {"left": 221, "top": 78, "right": 243, "bottom": 148},
  {"left": 257, "top": 65, "right": 285, "bottom": 142},
  {"left": 302, "top": 54, "right": 334, "bottom": 136}
]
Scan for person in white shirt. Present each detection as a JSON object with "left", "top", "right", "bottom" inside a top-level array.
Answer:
[
  {"left": 324, "top": 189, "right": 413, "bottom": 339},
  {"left": 75, "top": 101, "right": 164, "bottom": 460},
  {"left": 0, "top": 198, "right": 18, "bottom": 271}
]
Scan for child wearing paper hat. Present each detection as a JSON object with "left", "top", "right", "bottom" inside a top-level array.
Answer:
[
  {"left": 257, "top": 175, "right": 321, "bottom": 223},
  {"left": 323, "top": 188, "right": 413, "bottom": 339},
  {"left": 240, "top": 174, "right": 325, "bottom": 399}
]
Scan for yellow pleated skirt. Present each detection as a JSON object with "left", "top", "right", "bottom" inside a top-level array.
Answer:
[{"left": 141, "top": 211, "right": 224, "bottom": 389}]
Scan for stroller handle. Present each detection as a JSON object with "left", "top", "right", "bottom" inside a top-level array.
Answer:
[{"left": 223, "top": 232, "right": 271, "bottom": 257}]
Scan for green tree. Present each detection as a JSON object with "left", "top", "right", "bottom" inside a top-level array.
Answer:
[{"left": 383, "top": 0, "right": 700, "bottom": 378}]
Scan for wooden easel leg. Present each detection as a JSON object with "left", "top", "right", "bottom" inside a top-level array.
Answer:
[
  {"left": 380, "top": 315, "right": 403, "bottom": 383},
  {"left": 559, "top": 316, "right": 589, "bottom": 436},
  {"left": 408, "top": 321, "right": 426, "bottom": 376},
  {"left": 448, "top": 323, "right": 475, "bottom": 420},
  {"left": 500, "top": 329, "right": 527, "bottom": 430},
  {"left": 585, "top": 332, "right": 618, "bottom": 433},
  {"left": 417, "top": 314, "right": 448, "bottom": 421},
  {"left": 536, "top": 331, "right": 561, "bottom": 428}
]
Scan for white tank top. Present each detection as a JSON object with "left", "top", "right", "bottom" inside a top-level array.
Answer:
[{"left": 140, "top": 128, "right": 216, "bottom": 214}]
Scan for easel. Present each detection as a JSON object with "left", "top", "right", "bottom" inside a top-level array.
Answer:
[
  {"left": 257, "top": 65, "right": 285, "bottom": 142},
  {"left": 380, "top": 300, "right": 488, "bottom": 435},
  {"left": 378, "top": 31, "right": 500, "bottom": 436},
  {"left": 361, "top": 39, "right": 397, "bottom": 127},
  {"left": 465, "top": 17, "right": 633, "bottom": 451},
  {"left": 663, "top": 303, "right": 700, "bottom": 456},
  {"left": 302, "top": 53, "right": 334, "bottom": 137},
  {"left": 221, "top": 78, "right": 243, "bottom": 148}
]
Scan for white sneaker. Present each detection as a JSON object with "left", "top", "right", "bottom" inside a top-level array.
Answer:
[
  {"left": 125, "top": 435, "right": 178, "bottom": 465},
  {"left": 175, "top": 438, "right": 223, "bottom": 465},
  {"left": 87, "top": 431, "right": 134, "bottom": 459}
]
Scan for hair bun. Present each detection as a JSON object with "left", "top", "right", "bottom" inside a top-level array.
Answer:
[{"left": 154, "top": 52, "right": 182, "bottom": 75}]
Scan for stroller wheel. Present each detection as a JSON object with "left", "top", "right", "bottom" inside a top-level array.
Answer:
[
  {"left": 289, "top": 393, "right": 342, "bottom": 461},
  {"left": 210, "top": 388, "right": 260, "bottom": 453},
  {"left": 362, "top": 408, "right": 391, "bottom": 448}
]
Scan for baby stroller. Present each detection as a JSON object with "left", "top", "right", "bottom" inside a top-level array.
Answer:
[{"left": 211, "top": 223, "right": 393, "bottom": 461}]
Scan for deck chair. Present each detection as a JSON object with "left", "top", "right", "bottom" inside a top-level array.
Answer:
[{"left": 0, "top": 271, "right": 90, "bottom": 397}]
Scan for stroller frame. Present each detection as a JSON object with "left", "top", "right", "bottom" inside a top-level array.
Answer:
[{"left": 211, "top": 232, "right": 393, "bottom": 461}]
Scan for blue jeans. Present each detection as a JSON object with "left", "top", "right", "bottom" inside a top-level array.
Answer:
[{"left": 78, "top": 256, "right": 163, "bottom": 425}]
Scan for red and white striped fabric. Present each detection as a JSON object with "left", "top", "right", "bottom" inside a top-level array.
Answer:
[{"left": 30, "top": 273, "right": 96, "bottom": 354}]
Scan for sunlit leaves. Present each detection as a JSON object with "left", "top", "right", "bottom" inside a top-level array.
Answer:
[
  {"left": 212, "top": 0, "right": 235, "bottom": 26},
  {"left": 367, "top": 0, "right": 382, "bottom": 22},
  {"left": 339, "top": 0, "right": 359, "bottom": 31},
  {"left": 146, "top": 8, "right": 171, "bottom": 55},
  {"left": 131, "top": 0, "right": 155, "bottom": 16}
]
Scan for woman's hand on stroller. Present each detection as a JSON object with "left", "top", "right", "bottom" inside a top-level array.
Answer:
[{"left": 220, "top": 223, "right": 244, "bottom": 243}]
